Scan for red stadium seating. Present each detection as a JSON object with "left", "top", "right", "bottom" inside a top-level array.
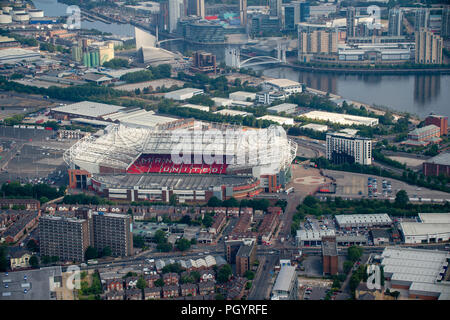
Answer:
[{"left": 126, "top": 154, "right": 228, "bottom": 175}]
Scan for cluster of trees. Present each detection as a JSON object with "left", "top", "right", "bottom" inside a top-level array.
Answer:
[
  {"left": 120, "top": 64, "right": 171, "bottom": 83},
  {"left": 0, "top": 77, "right": 127, "bottom": 103},
  {"left": 217, "top": 264, "right": 233, "bottom": 284},
  {"left": 62, "top": 194, "right": 113, "bottom": 205},
  {"left": 102, "top": 58, "right": 129, "bottom": 69},
  {"left": 85, "top": 246, "right": 112, "bottom": 260},
  {"left": 79, "top": 272, "right": 102, "bottom": 299},
  {"left": 349, "top": 264, "right": 368, "bottom": 294},
  {"left": 39, "top": 43, "right": 69, "bottom": 54},
  {"left": 0, "top": 246, "right": 8, "bottom": 272},
  {"left": 287, "top": 126, "right": 326, "bottom": 140},
  {"left": 207, "top": 196, "right": 271, "bottom": 211},
  {"left": 154, "top": 229, "right": 173, "bottom": 252},
  {"left": 1, "top": 181, "right": 65, "bottom": 203}
]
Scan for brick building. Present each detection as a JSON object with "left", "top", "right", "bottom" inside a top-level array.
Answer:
[{"left": 322, "top": 236, "right": 338, "bottom": 275}]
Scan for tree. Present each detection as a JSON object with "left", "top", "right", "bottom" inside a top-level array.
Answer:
[
  {"left": 169, "top": 194, "right": 177, "bottom": 206},
  {"left": 347, "top": 246, "right": 363, "bottom": 263},
  {"left": 0, "top": 246, "right": 8, "bottom": 272},
  {"left": 207, "top": 196, "right": 222, "bottom": 207},
  {"left": 154, "top": 278, "right": 165, "bottom": 287},
  {"left": 303, "top": 195, "right": 318, "bottom": 207},
  {"left": 344, "top": 260, "right": 354, "bottom": 274},
  {"left": 202, "top": 214, "right": 214, "bottom": 228},
  {"left": 154, "top": 229, "right": 167, "bottom": 244},
  {"left": 29, "top": 255, "right": 39, "bottom": 269},
  {"left": 101, "top": 246, "right": 112, "bottom": 257},
  {"left": 137, "top": 276, "right": 147, "bottom": 290},
  {"left": 244, "top": 270, "right": 255, "bottom": 280},
  {"left": 157, "top": 242, "right": 173, "bottom": 252},
  {"left": 26, "top": 239, "right": 39, "bottom": 253},
  {"left": 217, "top": 264, "right": 232, "bottom": 284},
  {"left": 85, "top": 246, "right": 98, "bottom": 261},
  {"left": 133, "top": 235, "right": 145, "bottom": 248},
  {"left": 395, "top": 190, "right": 409, "bottom": 209},
  {"left": 176, "top": 238, "right": 191, "bottom": 252},
  {"left": 223, "top": 197, "right": 239, "bottom": 208}
]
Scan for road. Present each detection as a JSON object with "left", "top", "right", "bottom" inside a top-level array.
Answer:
[{"left": 248, "top": 252, "right": 279, "bottom": 300}]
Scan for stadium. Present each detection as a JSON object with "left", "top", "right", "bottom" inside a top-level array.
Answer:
[{"left": 64, "top": 122, "right": 297, "bottom": 203}]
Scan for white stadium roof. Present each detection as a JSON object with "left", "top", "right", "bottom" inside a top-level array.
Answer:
[{"left": 52, "top": 101, "right": 125, "bottom": 118}]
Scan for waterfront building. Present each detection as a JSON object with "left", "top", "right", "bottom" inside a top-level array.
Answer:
[
  {"left": 346, "top": 7, "right": 356, "bottom": 38},
  {"left": 187, "top": 0, "right": 205, "bottom": 18},
  {"left": 441, "top": 6, "right": 450, "bottom": 38},
  {"left": 298, "top": 23, "right": 338, "bottom": 62},
  {"left": 415, "top": 8, "right": 429, "bottom": 32},
  {"left": 415, "top": 28, "right": 443, "bottom": 64}
]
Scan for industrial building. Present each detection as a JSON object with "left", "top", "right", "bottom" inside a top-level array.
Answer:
[
  {"left": 322, "top": 236, "right": 338, "bottom": 275},
  {"left": 267, "top": 103, "right": 297, "bottom": 115},
  {"left": 301, "top": 123, "right": 328, "bottom": 132},
  {"left": 257, "top": 115, "right": 294, "bottom": 126},
  {"left": 419, "top": 212, "right": 450, "bottom": 224},
  {"left": 423, "top": 153, "right": 450, "bottom": 177},
  {"left": 296, "top": 229, "right": 368, "bottom": 247},
  {"left": 302, "top": 110, "right": 379, "bottom": 127},
  {"left": 335, "top": 214, "right": 392, "bottom": 229},
  {"left": 271, "top": 266, "right": 298, "bottom": 300},
  {"left": 229, "top": 91, "right": 257, "bottom": 102},
  {"left": 164, "top": 88, "right": 204, "bottom": 101},
  {"left": 399, "top": 221, "right": 450, "bottom": 244},
  {"left": 180, "top": 104, "right": 210, "bottom": 112},
  {"left": 326, "top": 132, "right": 373, "bottom": 165},
  {"left": 263, "top": 78, "right": 303, "bottom": 94},
  {"left": 213, "top": 109, "right": 251, "bottom": 117},
  {"left": 0, "top": 48, "right": 41, "bottom": 64},
  {"left": 51, "top": 101, "right": 125, "bottom": 121},
  {"left": 379, "top": 247, "right": 450, "bottom": 300},
  {"left": 256, "top": 90, "right": 288, "bottom": 105}
]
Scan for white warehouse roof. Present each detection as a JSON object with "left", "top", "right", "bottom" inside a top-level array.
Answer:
[
  {"left": 335, "top": 213, "right": 392, "bottom": 226},
  {"left": 52, "top": 101, "right": 125, "bottom": 118},
  {"left": 302, "top": 110, "right": 379, "bottom": 127},
  {"left": 400, "top": 222, "right": 450, "bottom": 237},
  {"left": 418, "top": 213, "right": 450, "bottom": 224}
]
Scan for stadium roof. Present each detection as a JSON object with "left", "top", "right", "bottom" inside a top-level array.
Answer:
[
  {"left": 64, "top": 124, "right": 297, "bottom": 174},
  {"left": 91, "top": 173, "right": 258, "bottom": 190},
  {"left": 102, "top": 109, "right": 178, "bottom": 128},
  {"left": 51, "top": 101, "right": 125, "bottom": 118}
]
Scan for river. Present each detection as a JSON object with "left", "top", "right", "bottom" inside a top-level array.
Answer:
[
  {"left": 32, "top": 0, "right": 449, "bottom": 119},
  {"left": 32, "top": 0, "right": 135, "bottom": 37}
]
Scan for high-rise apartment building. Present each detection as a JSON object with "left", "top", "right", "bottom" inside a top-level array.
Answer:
[
  {"left": 269, "top": 0, "right": 282, "bottom": 19},
  {"left": 39, "top": 215, "right": 90, "bottom": 262},
  {"left": 169, "top": 0, "right": 183, "bottom": 33},
  {"left": 326, "top": 132, "right": 373, "bottom": 165},
  {"left": 298, "top": 24, "right": 338, "bottom": 62},
  {"left": 415, "top": 28, "right": 443, "bottom": 64},
  {"left": 388, "top": 8, "right": 403, "bottom": 36},
  {"left": 415, "top": 8, "right": 429, "bottom": 32},
  {"left": 187, "top": 0, "right": 205, "bottom": 18},
  {"left": 346, "top": 7, "right": 356, "bottom": 38},
  {"left": 240, "top": 0, "right": 247, "bottom": 27},
  {"left": 441, "top": 6, "right": 450, "bottom": 38},
  {"left": 92, "top": 212, "right": 134, "bottom": 257}
]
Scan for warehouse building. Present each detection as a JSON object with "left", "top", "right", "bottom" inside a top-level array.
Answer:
[
  {"left": 0, "top": 48, "right": 41, "bottom": 64},
  {"left": 229, "top": 91, "right": 257, "bottom": 102},
  {"left": 379, "top": 247, "right": 450, "bottom": 300},
  {"left": 302, "top": 110, "right": 379, "bottom": 127},
  {"left": 257, "top": 115, "right": 294, "bottom": 126},
  {"left": 51, "top": 101, "right": 125, "bottom": 121},
  {"left": 418, "top": 212, "right": 450, "bottom": 224},
  {"left": 164, "top": 88, "right": 204, "bottom": 101},
  {"left": 399, "top": 221, "right": 450, "bottom": 244},
  {"left": 403, "top": 124, "right": 441, "bottom": 147},
  {"left": 271, "top": 266, "right": 298, "bottom": 300},
  {"left": 335, "top": 214, "right": 392, "bottom": 229},
  {"left": 301, "top": 123, "right": 328, "bottom": 132},
  {"left": 180, "top": 104, "right": 210, "bottom": 112},
  {"left": 267, "top": 103, "right": 297, "bottom": 115},
  {"left": 423, "top": 153, "right": 450, "bottom": 177},
  {"left": 296, "top": 229, "right": 367, "bottom": 246},
  {"left": 263, "top": 79, "right": 303, "bottom": 94},
  {"left": 213, "top": 109, "right": 251, "bottom": 117}
]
